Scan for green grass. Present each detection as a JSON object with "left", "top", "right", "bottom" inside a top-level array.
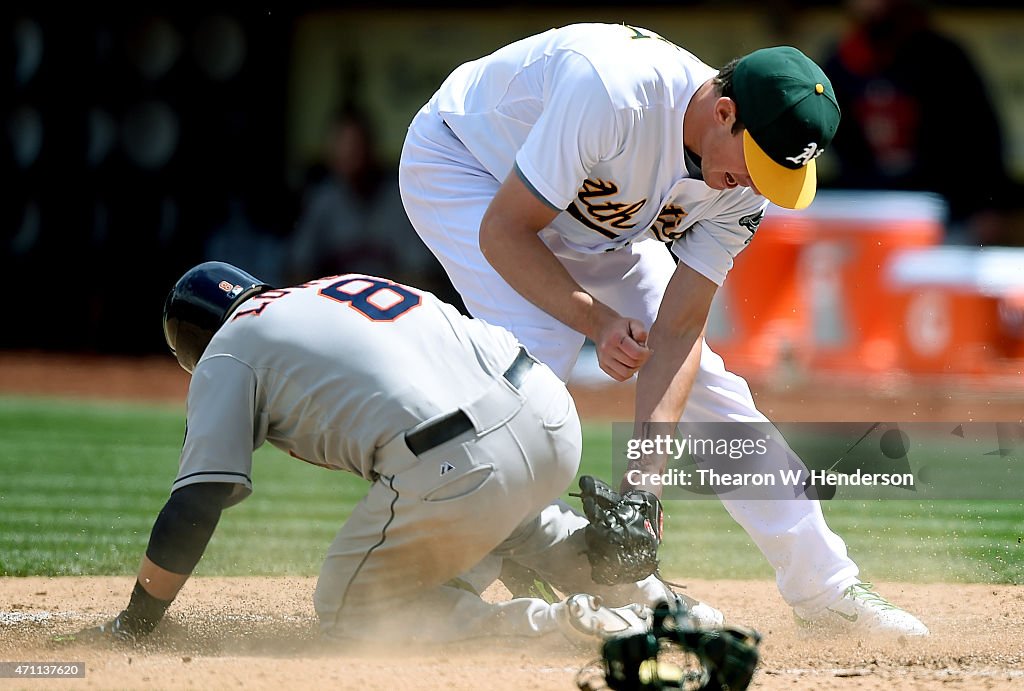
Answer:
[{"left": 1, "top": 396, "right": 1022, "bottom": 583}]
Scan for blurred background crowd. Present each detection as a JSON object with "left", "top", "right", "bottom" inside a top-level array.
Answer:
[{"left": 5, "top": 1, "right": 1024, "bottom": 387}]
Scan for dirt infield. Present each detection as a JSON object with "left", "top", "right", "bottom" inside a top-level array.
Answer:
[
  {"left": 2, "top": 576, "right": 1022, "bottom": 690},
  {"left": 2, "top": 351, "right": 1024, "bottom": 689}
]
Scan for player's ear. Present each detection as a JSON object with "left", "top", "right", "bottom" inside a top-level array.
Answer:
[{"left": 713, "top": 97, "right": 739, "bottom": 129}]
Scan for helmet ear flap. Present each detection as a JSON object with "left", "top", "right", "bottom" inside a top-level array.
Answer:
[
  {"left": 162, "top": 262, "right": 271, "bottom": 372},
  {"left": 162, "top": 289, "right": 179, "bottom": 355},
  {"left": 168, "top": 320, "right": 214, "bottom": 373}
]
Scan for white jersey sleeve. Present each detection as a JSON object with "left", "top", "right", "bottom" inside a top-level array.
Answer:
[
  {"left": 171, "top": 354, "right": 259, "bottom": 507},
  {"left": 514, "top": 51, "right": 622, "bottom": 211},
  {"left": 669, "top": 189, "right": 770, "bottom": 286}
]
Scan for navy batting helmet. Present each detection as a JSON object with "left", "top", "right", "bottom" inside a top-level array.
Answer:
[{"left": 162, "top": 261, "right": 272, "bottom": 372}]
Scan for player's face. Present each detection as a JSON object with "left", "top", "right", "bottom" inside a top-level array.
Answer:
[
  {"left": 700, "top": 97, "right": 760, "bottom": 195},
  {"left": 702, "top": 128, "right": 759, "bottom": 195}
]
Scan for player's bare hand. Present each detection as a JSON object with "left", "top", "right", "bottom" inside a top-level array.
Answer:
[{"left": 595, "top": 318, "right": 651, "bottom": 381}]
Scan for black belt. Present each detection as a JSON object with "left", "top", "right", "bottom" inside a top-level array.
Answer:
[{"left": 405, "top": 347, "right": 534, "bottom": 456}]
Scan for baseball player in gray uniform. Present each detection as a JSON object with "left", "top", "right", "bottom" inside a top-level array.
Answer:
[
  {"left": 399, "top": 23, "right": 927, "bottom": 636},
  {"left": 77, "top": 261, "right": 692, "bottom": 645}
]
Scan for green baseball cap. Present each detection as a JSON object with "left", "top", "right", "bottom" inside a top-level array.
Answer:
[{"left": 733, "top": 46, "right": 840, "bottom": 210}]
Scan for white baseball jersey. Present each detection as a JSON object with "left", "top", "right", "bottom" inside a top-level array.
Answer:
[
  {"left": 432, "top": 22, "right": 769, "bottom": 286},
  {"left": 171, "top": 274, "right": 520, "bottom": 505}
]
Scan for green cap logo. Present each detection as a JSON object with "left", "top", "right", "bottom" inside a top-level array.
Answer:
[{"left": 733, "top": 46, "right": 840, "bottom": 209}]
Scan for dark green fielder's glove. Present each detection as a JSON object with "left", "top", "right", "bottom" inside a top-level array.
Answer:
[{"left": 572, "top": 475, "right": 663, "bottom": 585}]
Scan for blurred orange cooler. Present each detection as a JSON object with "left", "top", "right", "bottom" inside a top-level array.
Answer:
[
  {"left": 706, "top": 190, "right": 946, "bottom": 375},
  {"left": 885, "top": 247, "right": 1024, "bottom": 374}
]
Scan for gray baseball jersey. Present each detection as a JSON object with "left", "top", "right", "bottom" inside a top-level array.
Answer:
[
  {"left": 432, "top": 22, "right": 769, "bottom": 286},
  {"left": 171, "top": 274, "right": 519, "bottom": 505}
]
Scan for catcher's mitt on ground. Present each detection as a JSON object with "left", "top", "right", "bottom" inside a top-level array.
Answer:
[{"left": 571, "top": 475, "right": 663, "bottom": 585}]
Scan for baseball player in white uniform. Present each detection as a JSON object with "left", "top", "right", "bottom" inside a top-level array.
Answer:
[
  {"left": 399, "top": 23, "right": 928, "bottom": 636},
  {"left": 76, "top": 261, "right": 697, "bottom": 646}
]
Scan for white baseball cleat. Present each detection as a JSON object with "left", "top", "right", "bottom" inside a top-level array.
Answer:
[
  {"left": 672, "top": 591, "right": 725, "bottom": 628},
  {"left": 796, "top": 582, "right": 929, "bottom": 638},
  {"left": 556, "top": 594, "right": 651, "bottom": 645}
]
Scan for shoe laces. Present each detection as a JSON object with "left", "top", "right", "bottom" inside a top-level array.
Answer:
[{"left": 844, "top": 582, "right": 897, "bottom": 611}]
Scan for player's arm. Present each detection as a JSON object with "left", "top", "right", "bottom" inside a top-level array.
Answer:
[
  {"left": 479, "top": 170, "right": 650, "bottom": 381},
  {"left": 82, "top": 482, "right": 233, "bottom": 640},
  {"left": 620, "top": 261, "right": 717, "bottom": 496}
]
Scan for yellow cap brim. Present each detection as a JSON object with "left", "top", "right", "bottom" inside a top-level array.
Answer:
[{"left": 743, "top": 130, "right": 816, "bottom": 210}]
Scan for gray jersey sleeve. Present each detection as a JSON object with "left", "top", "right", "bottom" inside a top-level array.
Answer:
[{"left": 171, "top": 354, "right": 259, "bottom": 507}]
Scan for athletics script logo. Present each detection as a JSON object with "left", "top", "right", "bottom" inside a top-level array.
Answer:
[{"left": 568, "top": 178, "right": 646, "bottom": 240}]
